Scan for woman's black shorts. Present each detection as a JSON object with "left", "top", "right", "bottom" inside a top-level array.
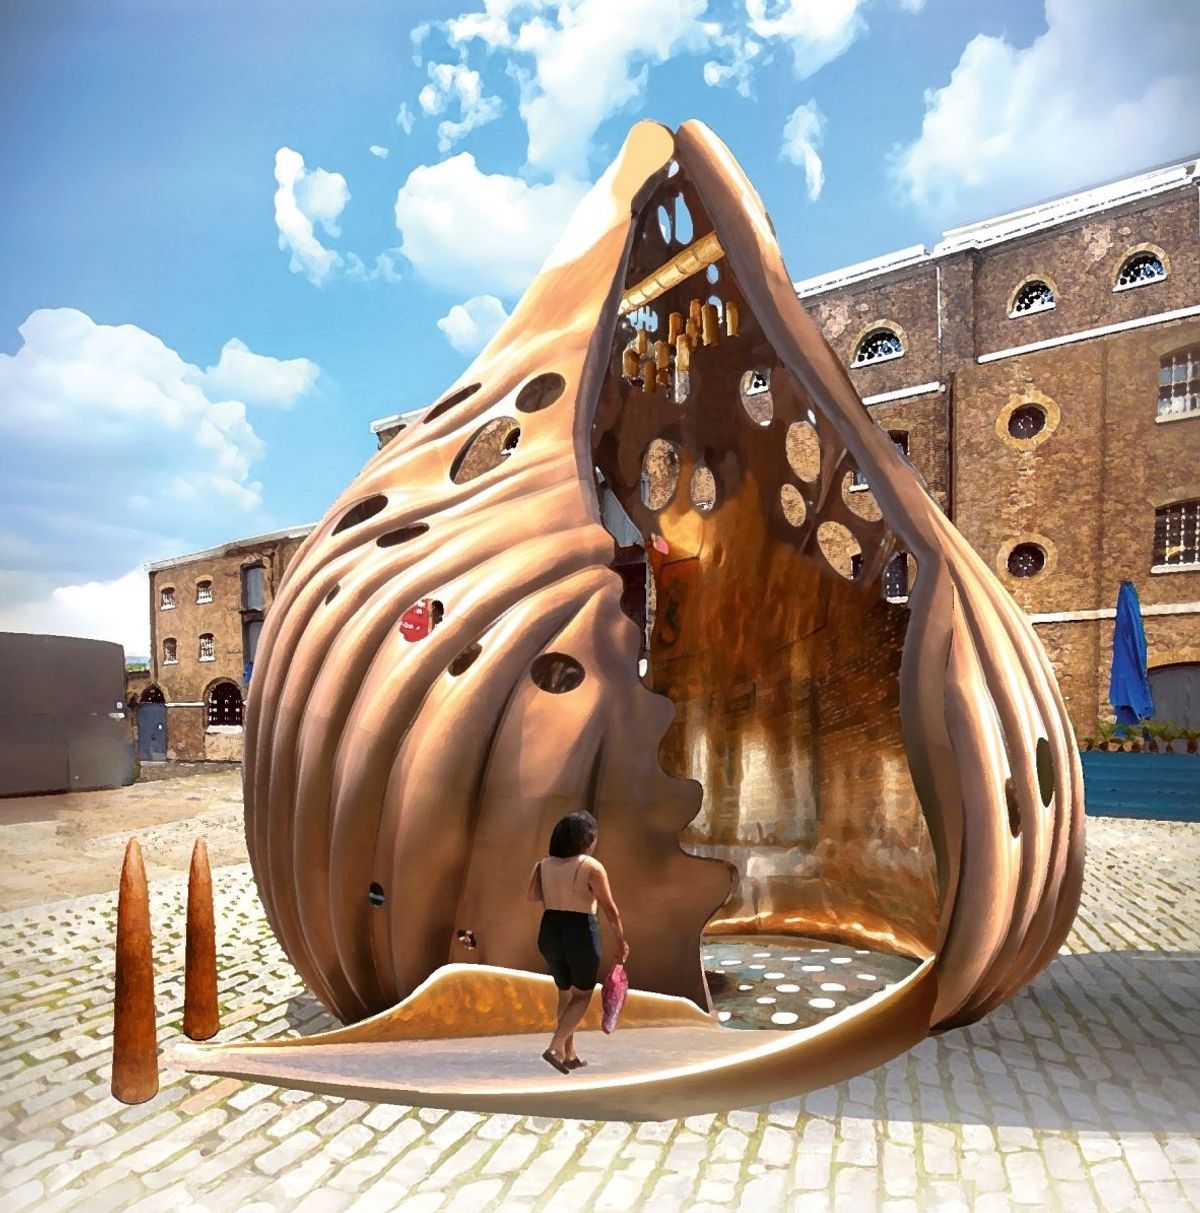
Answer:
[{"left": 538, "top": 909, "right": 601, "bottom": 991}]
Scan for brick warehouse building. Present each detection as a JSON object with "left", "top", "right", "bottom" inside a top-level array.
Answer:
[
  {"left": 794, "top": 156, "right": 1200, "bottom": 733},
  {"left": 136, "top": 526, "right": 313, "bottom": 762}
]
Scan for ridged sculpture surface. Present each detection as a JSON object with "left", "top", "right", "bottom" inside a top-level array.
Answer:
[{"left": 189, "top": 120, "right": 1085, "bottom": 1120}]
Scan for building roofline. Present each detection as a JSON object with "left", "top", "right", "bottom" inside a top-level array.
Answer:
[
  {"left": 145, "top": 524, "right": 317, "bottom": 573},
  {"left": 369, "top": 405, "right": 428, "bottom": 434},
  {"left": 794, "top": 154, "right": 1199, "bottom": 297}
]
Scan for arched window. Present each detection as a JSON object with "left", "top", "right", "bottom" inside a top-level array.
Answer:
[
  {"left": 196, "top": 579, "right": 213, "bottom": 604},
  {"left": 207, "top": 681, "right": 244, "bottom": 728},
  {"left": 1010, "top": 280, "right": 1055, "bottom": 316},
  {"left": 141, "top": 685, "right": 165, "bottom": 704},
  {"left": 1158, "top": 346, "right": 1200, "bottom": 419},
  {"left": 853, "top": 327, "right": 904, "bottom": 367},
  {"left": 198, "top": 633, "right": 215, "bottom": 661},
  {"left": 160, "top": 586, "right": 176, "bottom": 610},
  {"left": 1115, "top": 251, "right": 1166, "bottom": 290},
  {"left": 162, "top": 637, "right": 178, "bottom": 664},
  {"left": 1154, "top": 499, "right": 1200, "bottom": 568}
]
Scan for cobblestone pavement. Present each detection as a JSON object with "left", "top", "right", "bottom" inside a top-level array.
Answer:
[{"left": 1, "top": 815, "right": 1198, "bottom": 1212}]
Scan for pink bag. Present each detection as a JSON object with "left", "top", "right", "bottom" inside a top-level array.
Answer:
[{"left": 601, "top": 964, "right": 628, "bottom": 1034}]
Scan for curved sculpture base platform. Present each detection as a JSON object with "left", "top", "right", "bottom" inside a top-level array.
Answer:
[{"left": 177, "top": 962, "right": 936, "bottom": 1121}]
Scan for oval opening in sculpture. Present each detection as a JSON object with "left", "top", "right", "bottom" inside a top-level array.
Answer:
[
  {"left": 450, "top": 418, "right": 521, "bottom": 484},
  {"left": 332, "top": 495, "right": 387, "bottom": 535},
  {"left": 424, "top": 382, "right": 481, "bottom": 425},
  {"left": 378, "top": 523, "right": 430, "bottom": 547},
  {"left": 516, "top": 373, "right": 566, "bottom": 414},
  {"left": 530, "top": 653, "right": 585, "bottom": 694}
]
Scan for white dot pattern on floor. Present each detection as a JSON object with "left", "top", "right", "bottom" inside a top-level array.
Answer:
[{"left": 701, "top": 935, "right": 920, "bottom": 1030}]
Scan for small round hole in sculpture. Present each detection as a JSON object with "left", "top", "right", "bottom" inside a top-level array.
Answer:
[
  {"left": 332, "top": 495, "right": 387, "bottom": 535},
  {"left": 780, "top": 484, "right": 807, "bottom": 527},
  {"left": 674, "top": 195, "right": 693, "bottom": 243},
  {"left": 816, "top": 521, "right": 861, "bottom": 581},
  {"left": 324, "top": 585, "right": 340, "bottom": 606},
  {"left": 456, "top": 929, "right": 478, "bottom": 950},
  {"left": 1007, "top": 542, "right": 1046, "bottom": 578},
  {"left": 786, "top": 421, "right": 821, "bottom": 483},
  {"left": 1005, "top": 779, "right": 1020, "bottom": 837},
  {"left": 450, "top": 417, "right": 522, "bottom": 483},
  {"left": 377, "top": 523, "right": 430, "bottom": 547},
  {"left": 667, "top": 159, "right": 679, "bottom": 178},
  {"left": 641, "top": 439, "right": 681, "bottom": 510},
  {"left": 516, "top": 373, "right": 566, "bottom": 414},
  {"left": 424, "top": 382, "right": 481, "bottom": 425},
  {"left": 1008, "top": 404, "right": 1047, "bottom": 440},
  {"left": 657, "top": 205, "right": 672, "bottom": 243},
  {"left": 706, "top": 263, "right": 719, "bottom": 285},
  {"left": 368, "top": 883, "right": 386, "bottom": 906},
  {"left": 530, "top": 652, "right": 586, "bottom": 694},
  {"left": 690, "top": 465, "right": 717, "bottom": 513},
  {"left": 1035, "top": 737, "right": 1054, "bottom": 806},
  {"left": 707, "top": 295, "right": 723, "bottom": 319},
  {"left": 448, "top": 643, "right": 482, "bottom": 677},
  {"left": 842, "top": 472, "right": 882, "bottom": 521},
  {"left": 739, "top": 370, "right": 773, "bottom": 426}
]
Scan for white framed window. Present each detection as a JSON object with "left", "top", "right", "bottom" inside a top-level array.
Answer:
[
  {"left": 198, "top": 633, "right": 215, "bottom": 662},
  {"left": 1158, "top": 346, "right": 1200, "bottom": 421},
  {"left": 160, "top": 587, "right": 176, "bottom": 610},
  {"left": 1009, "top": 280, "right": 1055, "bottom": 317},
  {"left": 853, "top": 328, "right": 905, "bottom": 367},
  {"left": 196, "top": 579, "right": 213, "bottom": 604},
  {"left": 162, "top": 637, "right": 178, "bottom": 664},
  {"left": 1114, "top": 251, "right": 1166, "bottom": 291},
  {"left": 1153, "top": 499, "right": 1200, "bottom": 571}
]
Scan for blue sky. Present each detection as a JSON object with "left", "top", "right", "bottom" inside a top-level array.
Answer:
[{"left": 1, "top": 0, "right": 1197, "bottom": 655}]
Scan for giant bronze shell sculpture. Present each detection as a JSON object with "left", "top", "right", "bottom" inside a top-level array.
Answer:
[{"left": 203, "top": 121, "right": 1083, "bottom": 1119}]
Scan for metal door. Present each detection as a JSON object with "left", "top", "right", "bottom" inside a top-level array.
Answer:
[
  {"left": 1149, "top": 662, "right": 1200, "bottom": 728},
  {"left": 136, "top": 701, "right": 168, "bottom": 761}
]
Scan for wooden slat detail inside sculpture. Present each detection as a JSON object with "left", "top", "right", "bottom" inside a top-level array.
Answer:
[{"left": 223, "top": 119, "right": 1084, "bottom": 1118}]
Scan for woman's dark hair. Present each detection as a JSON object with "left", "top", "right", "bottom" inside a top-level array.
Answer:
[{"left": 548, "top": 811, "right": 598, "bottom": 858}]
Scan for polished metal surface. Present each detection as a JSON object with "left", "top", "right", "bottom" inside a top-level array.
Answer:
[{"left": 233, "top": 119, "right": 1085, "bottom": 1117}]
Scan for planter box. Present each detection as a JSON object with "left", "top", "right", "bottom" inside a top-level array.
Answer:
[{"left": 1080, "top": 751, "right": 1200, "bottom": 822}]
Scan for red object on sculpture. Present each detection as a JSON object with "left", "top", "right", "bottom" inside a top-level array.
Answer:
[
  {"left": 399, "top": 599, "right": 435, "bottom": 643},
  {"left": 601, "top": 964, "right": 629, "bottom": 1035}
]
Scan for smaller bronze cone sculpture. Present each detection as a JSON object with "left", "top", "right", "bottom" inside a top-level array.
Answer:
[
  {"left": 111, "top": 838, "right": 158, "bottom": 1103},
  {"left": 183, "top": 838, "right": 219, "bottom": 1041}
]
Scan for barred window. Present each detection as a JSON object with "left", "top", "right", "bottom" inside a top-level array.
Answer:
[
  {"left": 162, "top": 637, "right": 177, "bottom": 664},
  {"left": 196, "top": 579, "right": 213, "bottom": 604},
  {"left": 1010, "top": 280, "right": 1055, "bottom": 316},
  {"left": 1007, "top": 543, "right": 1046, "bottom": 578},
  {"left": 1115, "top": 251, "right": 1165, "bottom": 289},
  {"left": 1158, "top": 346, "right": 1200, "bottom": 419},
  {"left": 1154, "top": 499, "right": 1200, "bottom": 567},
  {"left": 160, "top": 587, "right": 176, "bottom": 610},
  {"left": 207, "top": 681, "right": 243, "bottom": 727},
  {"left": 851, "top": 431, "right": 908, "bottom": 490},
  {"left": 198, "top": 633, "right": 215, "bottom": 661},
  {"left": 884, "top": 553, "right": 909, "bottom": 601},
  {"left": 853, "top": 328, "right": 904, "bottom": 366}
]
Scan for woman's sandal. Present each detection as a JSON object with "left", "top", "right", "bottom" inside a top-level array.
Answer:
[
  {"left": 565, "top": 1058, "right": 587, "bottom": 1070},
  {"left": 542, "top": 1050, "right": 571, "bottom": 1075}
]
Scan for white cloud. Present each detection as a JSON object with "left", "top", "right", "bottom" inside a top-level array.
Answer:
[
  {"left": 273, "top": 147, "right": 350, "bottom": 285},
  {"left": 369, "top": 144, "right": 390, "bottom": 159},
  {"left": 436, "top": 295, "right": 510, "bottom": 355},
  {"left": 781, "top": 99, "right": 826, "bottom": 200},
  {"left": 0, "top": 309, "right": 319, "bottom": 645},
  {"left": 744, "top": 0, "right": 865, "bottom": 78},
  {"left": 702, "top": 33, "right": 768, "bottom": 98},
  {"left": 396, "top": 103, "right": 416, "bottom": 134},
  {"left": 0, "top": 567, "right": 150, "bottom": 658},
  {"left": 197, "top": 338, "right": 319, "bottom": 408},
  {"left": 418, "top": 62, "right": 504, "bottom": 152},
  {"left": 891, "top": 0, "right": 1200, "bottom": 222},
  {"left": 393, "top": 153, "right": 588, "bottom": 296},
  {"left": 344, "top": 251, "right": 404, "bottom": 284}
]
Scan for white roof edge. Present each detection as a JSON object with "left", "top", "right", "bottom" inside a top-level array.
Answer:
[
  {"left": 145, "top": 524, "right": 318, "bottom": 573},
  {"left": 794, "top": 244, "right": 929, "bottom": 297},
  {"left": 370, "top": 406, "right": 427, "bottom": 433},
  {"left": 794, "top": 155, "right": 1199, "bottom": 297}
]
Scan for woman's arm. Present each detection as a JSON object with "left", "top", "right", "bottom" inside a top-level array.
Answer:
[
  {"left": 526, "top": 861, "right": 544, "bottom": 903},
  {"left": 588, "top": 861, "right": 629, "bottom": 963}
]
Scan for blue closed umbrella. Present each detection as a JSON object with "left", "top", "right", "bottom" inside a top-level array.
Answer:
[{"left": 1109, "top": 581, "right": 1154, "bottom": 724}]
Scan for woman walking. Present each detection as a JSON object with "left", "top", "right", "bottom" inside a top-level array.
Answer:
[{"left": 527, "top": 811, "right": 629, "bottom": 1074}]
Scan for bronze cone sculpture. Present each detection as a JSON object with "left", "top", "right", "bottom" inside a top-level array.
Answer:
[
  {"left": 186, "top": 121, "right": 1084, "bottom": 1119},
  {"left": 111, "top": 839, "right": 158, "bottom": 1104},
  {"left": 184, "top": 838, "right": 219, "bottom": 1041}
]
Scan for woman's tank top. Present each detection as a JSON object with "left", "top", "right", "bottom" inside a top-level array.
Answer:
[{"left": 540, "top": 855, "right": 597, "bottom": 914}]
